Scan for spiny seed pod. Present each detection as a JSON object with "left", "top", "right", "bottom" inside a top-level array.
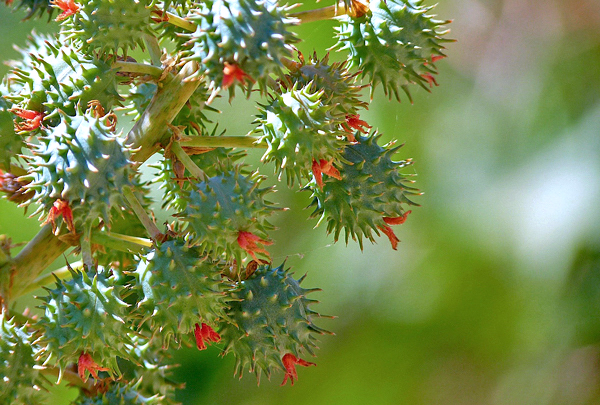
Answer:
[
  {"left": 256, "top": 83, "right": 348, "bottom": 186},
  {"left": 24, "top": 110, "right": 134, "bottom": 233},
  {"left": 4, "top": 33, "right": 120, "bottom": 125},
  {"left": 181, "top": 0, "right": 299, "bottom": 94},
  {"left": 71, "top": 380, "right": 161, "bottom": 405},
  {"left": 179, "top": 165, "right": 279, "bottom": 265},
  {"left": 154, "top": 141, "right": 245, "bottom": 212},
  {"left": 308, "top": 131, "right": 419, "bottom": 249},
  {"left": 0, "top": 93, "right": 21, "bottom": 168},
  {"left": 4, "top": 0, "right": 54, "bottom": 19},
  {"left": 335, "top": 0, "right": 452, "bottom": 101},
  {"left": 0, "top": 312, "right": 47, "bottom": 405},
  {"left": 62, "top": 0, "right": 155, "bottom": 55},
  {"left": 281, "top": 52, "right": 367, "bottom": 117},
  {"left": 119, "top": 336, "right": 181, "bottom": 405},
  {"left": 220, "top": 262, "right": 330, "bottom": 383},
  {"left": 125, "top": 82, "right": 219, "bottom": 136},
  {"left": 36, "top": 267, "right": 136, "bottom": 381},
  {"left": 133, "top": 239, "right": 228, "bottom": 348}
]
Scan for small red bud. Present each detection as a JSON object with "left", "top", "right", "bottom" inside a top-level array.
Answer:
[
  {"left": 281, "top": 353, "right": 315, "bottom": 386},
  {"left": 194, "top": 323, "right": 221, "bottom": 350},
  {"left": 312, "top": 159, "right": 341, "bottom": 190},
  {"left": 237, "top": 231, "right": 273, "bottom": 262},
  {"left": 51, "top": 0, "right": 79, "bottom": 21},
  {"left": 78, "top": 352, "right": 109, "bottom": 382}
]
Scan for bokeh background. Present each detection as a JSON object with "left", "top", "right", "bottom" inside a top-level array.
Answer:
[{"left": 2, "top": 0, "right": 600, "bottom": 403}]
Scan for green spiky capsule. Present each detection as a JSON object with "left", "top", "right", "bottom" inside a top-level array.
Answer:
[
  {"left": 133, "top": 239, "right": 228, "bottom": 348},
  {"left": 335, "top": 0, "right": 452, "bottom": 101},
  {"left": 0, "top": 313, "right": 47, "bottom": 405},
  {"left": 0, "top": 92, "right": 20, "bottom": 168},
  {"left": 221, "top": 262, "right": 330, "bottom": 383},
  {"left": 181, "top": 0, "right": 299, "bottom": 94},
  {"left": 3, "top": 33, "right": 120, "bottom": 125},
  {"left": 36, "top": 267, "right": 136, "bottom": 380},
  {"left": 24, "top": 110, "right": 134, "bottom": 232},
  {"left": 308, "top": 132, "right": 419, "bottom": 249},
  {"left": 179, "top": 165, "right": 279, "bottom": 264},
  {"left": 4, "top": 0, "right": 54, "bottom": 19},
  {"left": 62, "top": 0, "right": 155, "bottom": 55},
  {"left": 154, "top": 143, "right": 246, "bottom": 212},
  {"left": 256, "top": 83, "right": 347, "bottom": 186},
  {"left": 281, "top": 52, "right": 368, "bottom": 117},
  {"left": 72, "top": 380, "right": 161, "bottom": 405}
]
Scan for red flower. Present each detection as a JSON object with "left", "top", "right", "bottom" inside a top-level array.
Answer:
[
  {"left": 378, "top": 211, "right": 411, "bottom": 250},
  {"left": 383, "top": 210, "right": 411, "bottom": 226},
  {"left": 312, "top": 159, "right": 341, "bottom": 190},
  {"left": 222, "top": 62, "right": 254, "bottom": 89},
  {"left": 51, "top": 0, "right": 79, "bottom": 21},
  {"left": 78, "top": 352, "right": 108, "bottom": 382},
  {"left": 342, "top": 114, "right": 371, "bottom": 142},
  {"left": 237, "top": 231, "right": 273, "bottom": 262},
  {"left": 194, "top": 323, "right": 221, "bottom": 350},
  {"left": 9, "top": 108, "right": 44, "bottom": 131},
  {"left": 281, "top": 353, "right": 315, "bottom": 386},
  {"left": 44, "top": 199, "right": 76, "bottom": 234}
]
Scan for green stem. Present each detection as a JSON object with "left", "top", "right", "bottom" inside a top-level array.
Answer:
[
  {"left": 113, "top": 61, "right": 163, "bottom": 77},
  {"left": 123, "top": 187, "right": 163, "bottom": 241},
  {"left": 126, "top": 61, "right": 201, "bottom": 163},
  {"left": 143, "top": 34, "right": 163, "bottom": 66},
  {"left": 164, "top": 11, "right": 197, "bottom": 32},
  {"left": 21, "top": 262, "right": 81, "bottom": 295},
  {"left": 291, "top": 4, "right": 348, "bottom": 24},
  {"left": 6, "top": 225, "right": 70, "bottom": 301},
  {"left": 170, "top": 142, "right": 206, "bottom": 179},
  {"left": 92, "top": 232, "right": 152, "bottom": 253},
  {"left": 180, "top": 135, "right": 264, "bottom": 149}
]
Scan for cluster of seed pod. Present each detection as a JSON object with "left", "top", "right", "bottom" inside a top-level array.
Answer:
[{"left": 0, "top": 0, "right": 451, "bottom": 403}]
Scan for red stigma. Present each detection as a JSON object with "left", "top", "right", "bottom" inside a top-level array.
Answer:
[
  {"left": 44, "top": 199, "right": 76, "bottom": 234},
  {"left": 78, "top": 352, "right": 108, "bottom": 382},
  {"left": 281, "top": 353, "right": 316, "bottom": 386},
  {"left": 9, "top": 108, "right": 44, "bottom": 131},
  {"left": 383, "top": 210, "right": 411, "bottom": 225},
  {"left": 421, "top": 73, "right": 438, "bottom": 87},
  {"left": 311, "top": 159, "right": 341, "bottom": 190},
  {"left": 194, "top": 323, "right": 221, "bottom": 350},
  {"left": 237, "top": 231, "right": 273, "bottom": 262},
  {"left": 222, "top": 62, "right": 253, "bottom": 89},
  {"left": 342, "top": 114, "right": 371, "bottom": 142},
  {"left": 51, "top": 0, "right": 79, "bottom": 21},
  {"left": 378, "top": 225, "right": 399, "bottom": 250}
]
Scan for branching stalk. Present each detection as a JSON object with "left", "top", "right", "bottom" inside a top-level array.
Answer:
[
  {"left": 170, "top": 142, "right": 206, "bottom": 179},
  {"left": 180, "top": 135, "right": 264, "bottom": 149},
  {"left": 123, "top": 187, "right": 163, "bottom": 241},
  {"left": 112, "top": 61, "right": 163, "bottom": 77},
  {"left": 143, "top": 34, "right": 163, "bottom": 66},
  {"left": 20, "top": 262, "right": 82, "bottom": 295},
  {"left": 291, "top": 4, "right": 348, "bottom": 24}
]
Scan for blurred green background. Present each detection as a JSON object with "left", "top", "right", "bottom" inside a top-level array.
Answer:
[{"left": 2, "top": 0, "right": 600, "bottom": 404}]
